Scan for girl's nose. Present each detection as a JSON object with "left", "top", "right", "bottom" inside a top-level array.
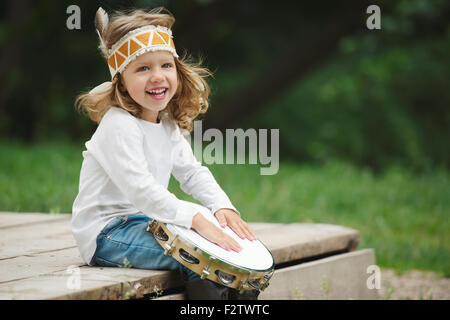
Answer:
[{"left": 150, "top": 70, "right": 163, "bottom": 83}]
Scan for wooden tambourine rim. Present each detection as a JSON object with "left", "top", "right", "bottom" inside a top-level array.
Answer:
[
  {"left": 147, "top": 220, "right": 274, "bottom": 291},
  {"left": 167, "top": 223, "right": 275, "bottom": 274}
]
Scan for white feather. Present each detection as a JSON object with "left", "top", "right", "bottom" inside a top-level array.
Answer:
[
  {"left": 95, "top": 7, "right": 109, "bottom": 33},
  {"left": 95, "top": 7, "right": 109, "bottom": 55}
]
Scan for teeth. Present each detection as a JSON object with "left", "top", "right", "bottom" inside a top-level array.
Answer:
[{"left": 148, "top": 88, "right": 166, "bottom": 94}]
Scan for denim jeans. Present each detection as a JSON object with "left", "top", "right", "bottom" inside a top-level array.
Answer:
[{"left": 91, "top": 214, "right": 200, "bottom": 282}]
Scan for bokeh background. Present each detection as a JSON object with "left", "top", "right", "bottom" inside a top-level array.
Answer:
[{"left": 0, "top": 0, "right": 449, "bottom": 280}]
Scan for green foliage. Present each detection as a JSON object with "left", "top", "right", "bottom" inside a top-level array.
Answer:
[
  {"left": 240, "top": 31, "right": 450, "bottom": 171},
  {"left": 0, "top": 139, "right": 83, "bottom": 212}
]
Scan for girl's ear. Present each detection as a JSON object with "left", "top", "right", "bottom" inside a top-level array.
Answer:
[{"left": 116, "top": 74, "right": 128, "bottom": 93}]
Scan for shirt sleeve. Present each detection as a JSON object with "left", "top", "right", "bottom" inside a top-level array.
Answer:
[
  {"left": 171, "top": 130, "right": 240, "bottom": 217},
  {"left": 86, "top": 110, "right": 198, "bottom": 228}
]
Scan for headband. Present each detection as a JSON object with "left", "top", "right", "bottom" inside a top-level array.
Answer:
[
  {"left": 90, "top": 10, "right": 179, "bottom": 95},
  {"left": 106, "top": 25, "right": 178, "bottom": 79}
]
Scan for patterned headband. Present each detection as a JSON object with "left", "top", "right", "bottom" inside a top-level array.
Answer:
[
  {"left": 90, "top": 13, "right": 179, "bottom": 96},
  {"left": 106, "top": 25, "right": 178, "bottom": 79}
]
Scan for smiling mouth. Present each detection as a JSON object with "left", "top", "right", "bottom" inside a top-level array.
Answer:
[{"left": 146, "top": 88, "right": 168, "bottom": 97}]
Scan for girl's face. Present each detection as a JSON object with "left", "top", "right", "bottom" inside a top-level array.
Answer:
[{"left": 121, "top": 50, "right": 178, "bottom": 123}]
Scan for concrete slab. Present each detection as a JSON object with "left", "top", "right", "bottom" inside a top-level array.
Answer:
[{"left": 259, "top": 249, "right": 379, "bottom": 300}]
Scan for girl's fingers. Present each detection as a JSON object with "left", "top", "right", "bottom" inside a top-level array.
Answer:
[
  {"left": 225, "top": 232, "right": 241, "bottom": 251},
  {"left": 239, "top": 221, "right": 252, "bottom": 240},
  {"left": 244, "top": 223, "right": 257, "bottom": 240},
  {"left": 229, "top": 237, "right": 242, "bottom": 252},
  {"left": 230, "top": 221, "right": 257, "bottom": 241},
  {"left": 215, "top": 211, "right": 227, "bottom": 228},
  {"left": 210, "top": 211, "right": 258, "bottom": 248},
  {"left": 229, "top": 222, "right": 246, "bottom": 239},
  {"left": 219, "top": 235, "right": 241, "bottom": 252}
]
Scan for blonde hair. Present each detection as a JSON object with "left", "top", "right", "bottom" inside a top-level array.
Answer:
[{"left": 75, "top": 7, "right": 211, "bottom": 132}]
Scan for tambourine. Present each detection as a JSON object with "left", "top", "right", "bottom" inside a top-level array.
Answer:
[{"left": 146, "top": 202, "right": 274, "bottom": 292}]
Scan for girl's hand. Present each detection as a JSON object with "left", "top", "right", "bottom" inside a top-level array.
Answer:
[
  {"left": 191, "top": 213, "right": 242, "bottom": 252},
  {"left": 214, "top": 208, "right": 257, "bottom": 241}
]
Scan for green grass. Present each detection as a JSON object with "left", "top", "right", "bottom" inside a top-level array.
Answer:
[{"left": 0, "top": 140, "right": 449, "bottom": 276}]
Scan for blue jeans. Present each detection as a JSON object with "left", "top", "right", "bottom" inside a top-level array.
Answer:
[{"left": 92, "top": 214, "right": 200, "bottom": 282}]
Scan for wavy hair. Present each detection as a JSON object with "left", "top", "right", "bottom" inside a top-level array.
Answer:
[{"left": 75, "top": 7, "right": 211, "bottom": 132}]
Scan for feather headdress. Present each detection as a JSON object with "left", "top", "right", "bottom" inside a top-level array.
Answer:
[{"left": 95, "top": 7, "right": 109, "bottom": 57}]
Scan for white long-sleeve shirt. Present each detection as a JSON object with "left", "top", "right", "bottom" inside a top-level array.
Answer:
[{"left": 71, "top": 107, "right": 238, "bottom": 265}]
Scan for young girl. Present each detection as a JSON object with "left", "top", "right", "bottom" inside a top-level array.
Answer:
[{"left": 72, "top": 7, "right": 258, "bottom": 300}]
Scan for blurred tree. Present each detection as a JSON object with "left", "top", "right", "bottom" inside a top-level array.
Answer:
[
  {"left": 0, "top": 0, "right": 33, "bottom": 140},
  {"left": 236, "top": 0, "right": 450, "bottom": 170},
  {"left": 203, "top": 0, "right": 373, "bottom": 130},
  {"left": 0, "top": 0, "right": 448, "bottom": 171}
]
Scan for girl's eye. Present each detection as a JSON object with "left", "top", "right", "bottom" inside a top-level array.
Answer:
[
  {"left": 162, "top": 63, "right": 172, "bottom": 68},
  {"left": 138, "top": 66, "right": 149, "bottom": 72}
]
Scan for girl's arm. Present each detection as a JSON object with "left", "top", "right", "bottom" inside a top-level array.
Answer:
[
  {"left": 171, "top": 136, "right": 238, "bottom": 216},
  {"left": 171, "top": 134, "right": 256, "bottom": 241}
]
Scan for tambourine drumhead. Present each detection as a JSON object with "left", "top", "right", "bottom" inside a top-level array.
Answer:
[{"left": 166, "top": 203, "right": 274, "bottom": 273}]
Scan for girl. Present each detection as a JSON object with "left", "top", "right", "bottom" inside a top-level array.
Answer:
[{"left": 72, "top": 7, "right": 258, "bottom": 300}]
